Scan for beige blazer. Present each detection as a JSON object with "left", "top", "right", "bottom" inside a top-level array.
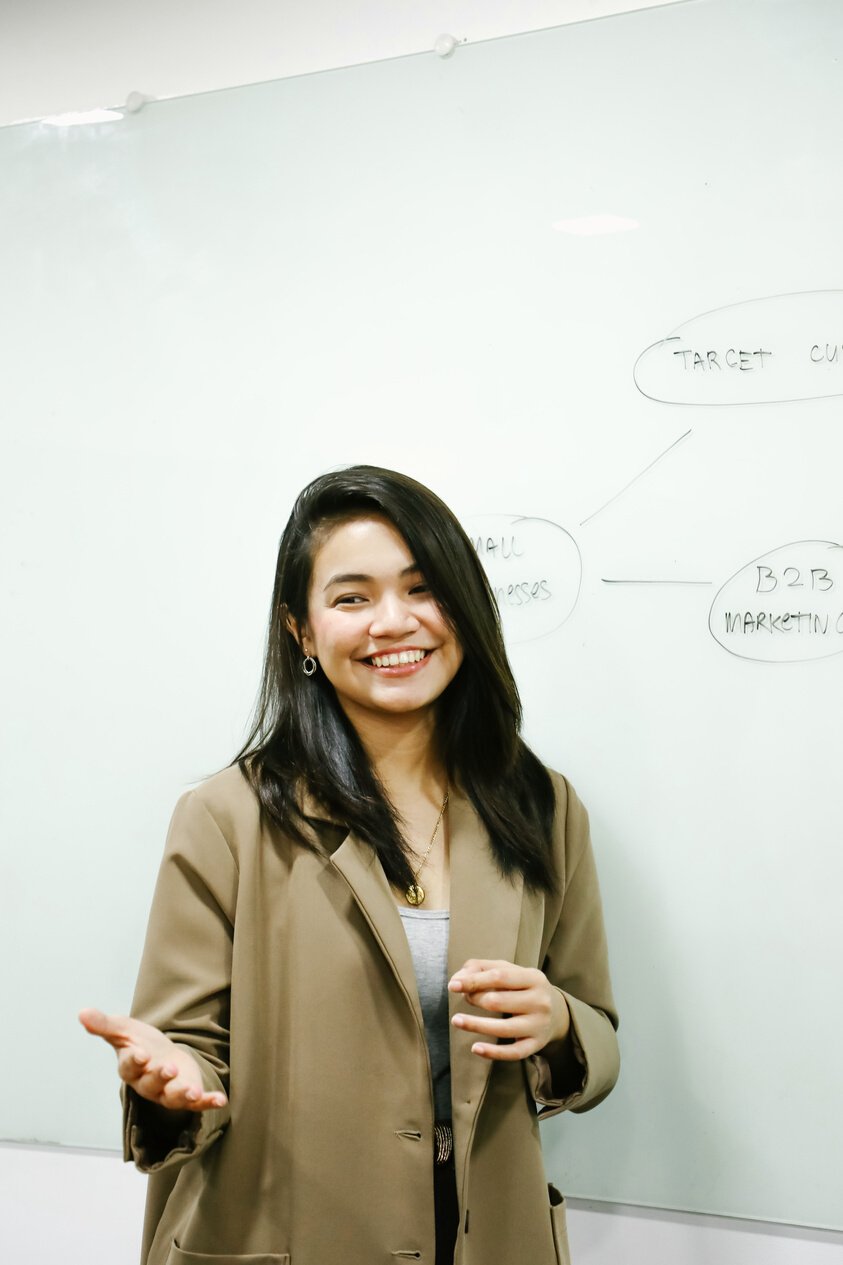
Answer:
[{"left": 123, "top": 763, "right": 619, "bottom": 1265}]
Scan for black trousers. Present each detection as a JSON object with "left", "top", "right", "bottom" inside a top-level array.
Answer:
[{"left": 433, "top": 1155, "right": 459, "bottom": 1265}]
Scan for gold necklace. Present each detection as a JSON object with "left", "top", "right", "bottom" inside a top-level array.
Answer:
[{"left": 405, "top": 790, "right": 449, "bottom": 907}]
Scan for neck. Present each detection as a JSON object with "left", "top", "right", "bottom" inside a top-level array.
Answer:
[{"left": 345, "top": 706, "right": 447, "bottom": 805}]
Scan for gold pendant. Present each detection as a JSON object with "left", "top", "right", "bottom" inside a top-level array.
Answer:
[{"left": 405, "top": 882, "right": 425, "bottom": 906}]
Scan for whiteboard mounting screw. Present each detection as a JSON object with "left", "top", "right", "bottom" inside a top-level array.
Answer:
[
  {"left": 434, "top": 34, "right": 457, "bottom": 59},
  {"left": 124, "top": 91, "right": 152, "bottom": 114}
]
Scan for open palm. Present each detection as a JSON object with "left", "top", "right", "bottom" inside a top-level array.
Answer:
[{"left": 79, "top": 1008, "right": 227, "bottom": 1113}]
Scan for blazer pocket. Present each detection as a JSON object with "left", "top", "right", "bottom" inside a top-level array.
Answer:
[
  {"left": 547, "top": 1183, "right": 571, "bottom": 1265},
  {"left": 167, "top": 1244, "right": 290, "bottom": 1265}
]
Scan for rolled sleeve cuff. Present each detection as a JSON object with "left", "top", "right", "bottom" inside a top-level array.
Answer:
[
  {"left": 121, "top": 1050, "right": 229, "bottom": 1172},
  {"left": 526, "top": 990, "right": 620, "bottom": 1119}
]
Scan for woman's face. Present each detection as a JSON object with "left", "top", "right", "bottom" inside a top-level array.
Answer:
[{"left": 300, "top": 514, "right": 464, "bottom": 728}]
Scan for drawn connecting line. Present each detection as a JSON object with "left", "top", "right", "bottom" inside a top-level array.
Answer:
[
  {"left": 579, "top": 429, "right": 692, "bottom": 527},
  {"left": 601, "top": 579, "right": 712, "bottom": 585}
]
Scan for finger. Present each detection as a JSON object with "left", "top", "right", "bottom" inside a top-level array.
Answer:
[
  {"left": 144, "top": 1064, "right": 183, "bottom": 1099},
  {"left": 128, "top": 1080, "right": 224, "bottom": 1113},
  {"left": 117, "top": 1052, "right": 176, "bottom": 1089},
  {"left": 78, "top": 1009, "right": 134, "bottom": 1050},
  {"left": 189, "top": 1090, "right": 227, "bottom": 1111},
  {"left": 449, "top": 959, "right": 507, "bottom": 984},
  {"left": 469, "top": 1037, "right": 541, "bottom": 1061},
  {"left": 131, "top": 1070, "right": 194, "bottom": 1108},
  {"left": 181, "top": 1092, "right": 227, "bottom": 1113},
  {"left": 159, "top": 1080, "right": 227, "bottom": 1112},
  {"left": 456, "top": 987, "right": 509, "bottom": 1011},
  {"left": 452, "top": 1012, "right": 534, "bottom": 1039},
  {"left": 152, "top": 1064, "right": 225, "bottom": 1111},
  {"left": 158, "top": 1077, "right": 196, "bottom": 1109},
  {"left": 449, "top": 963, "right": 535, "bottom": 994},
  {"left": 459, "top": 986, "right": 542, "bottom": 1014},
  {"left": 116, "top": 1047, "right": 152, "bottom": 1082},
  {"left": 448, "top": 959, "right": 504, "bottom": 990},
  {"left": 449, "top": 970, "right": 505, "bottom": 994},
  {"left": 118, "top": 1056, "right": 180, "bottom": 1094}
]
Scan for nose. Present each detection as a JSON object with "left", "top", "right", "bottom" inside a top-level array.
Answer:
[{"left": 368, "top": 591, "right": 421, "bottom": 638}]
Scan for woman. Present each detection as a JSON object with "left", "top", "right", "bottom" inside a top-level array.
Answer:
[{"left": 80, "top": 465, "right": 619, "bottom": 1265}]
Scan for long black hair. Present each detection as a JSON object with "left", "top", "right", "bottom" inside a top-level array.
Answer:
[{"left": 231, "top": 465, "right": 558, "bottom": 895}]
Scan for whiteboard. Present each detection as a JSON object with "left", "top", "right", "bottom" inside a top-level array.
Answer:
[{"left": 2, "top": 0, "right": 842, "bottom": 1230}]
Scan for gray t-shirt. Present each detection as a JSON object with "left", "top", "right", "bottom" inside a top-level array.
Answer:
[{"left": 397, "top": 905, "right": 451, "bottom": 1122}]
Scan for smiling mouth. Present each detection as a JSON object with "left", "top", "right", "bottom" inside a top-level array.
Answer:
[{"left": 361, "top": 649, "right": 433, "bottom": 669}]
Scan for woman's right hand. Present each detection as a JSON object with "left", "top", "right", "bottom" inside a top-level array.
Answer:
[{"left": 78, "top": 1008, "right": 227, "bottom": 1113}]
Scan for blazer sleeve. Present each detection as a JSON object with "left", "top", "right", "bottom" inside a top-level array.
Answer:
[
  {"left": 122, "top": 788, "right": 239, "bottom": 1172},
  {"left": 525, "top": 776, "right": 620, "bottom": 1121}
]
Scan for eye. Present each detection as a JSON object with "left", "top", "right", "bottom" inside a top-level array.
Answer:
[
  {"left": 410, "top": 582, "right": 430, "bottom": 595},
  {"left": 333, "top": 594, "right": 366, "bottom": 606}
]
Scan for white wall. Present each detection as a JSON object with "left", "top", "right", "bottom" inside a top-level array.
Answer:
[
  {"left": 2, "top": 1, "right": 841, "bottom": 1262},
  {"left": 3, "top": 1144, "right": 843, "bottom": 1265},
  {"left": 0, "top": 0, "right": 681, "bottom": 126}
]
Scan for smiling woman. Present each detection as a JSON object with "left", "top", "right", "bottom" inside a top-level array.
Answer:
[
  {"left": 240, "top": 465, "right": 569, "bottom": 904},
  {"left": 79, "top": 465, "right": 619, "bottom": 1265},
  {"left": 292, "top": 514, "right": 465, "bottom": 728}
]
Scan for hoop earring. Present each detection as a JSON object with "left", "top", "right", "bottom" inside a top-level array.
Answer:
[{"left": 302, "top": 655, "right": 317, "bottom": 677}]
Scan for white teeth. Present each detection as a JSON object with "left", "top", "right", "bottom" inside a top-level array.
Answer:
[{"left": 370, "top": 649, "right": 426, "bottom": 668}]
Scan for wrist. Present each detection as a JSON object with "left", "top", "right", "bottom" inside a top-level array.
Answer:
[{"left": 549, "top": 988, "right": 571, "bottom": 1046}]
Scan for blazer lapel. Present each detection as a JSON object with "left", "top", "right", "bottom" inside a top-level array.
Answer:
[
  {"left": 328, "top": 828, "right": 427, "bottom": 1038},
  {"left": 446, "top": 786, "right": 525, "bottom": 1200}
]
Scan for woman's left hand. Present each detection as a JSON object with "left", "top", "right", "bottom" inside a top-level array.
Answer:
[{"left": 448, "top": 959, "right": 571, "bottom": 1060}]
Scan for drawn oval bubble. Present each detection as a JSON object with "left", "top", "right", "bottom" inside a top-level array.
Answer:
[
  {"left": 709, "top": 540, "right": 843, "bottom": 662},
  {"left": 634, "top": 290, "right": 843, "bottom": 406},
  {"left": 463, "top": 515, "right": 581, "bottom": 644}
]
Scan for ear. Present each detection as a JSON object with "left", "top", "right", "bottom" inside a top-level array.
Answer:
[{"left": 284, "top": 607, "right": 310, "bottom": 653}]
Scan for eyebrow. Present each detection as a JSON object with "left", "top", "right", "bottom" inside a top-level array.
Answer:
[{"left": 323, "top": 563, "right": 422, "bottom": 592}]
